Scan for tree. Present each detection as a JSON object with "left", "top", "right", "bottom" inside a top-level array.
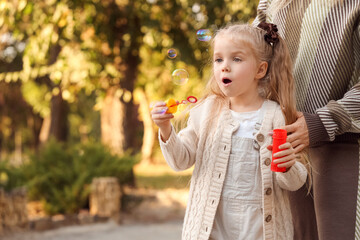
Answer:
[{"left": 0, "top": 0, "right": 258, "bottom": 162}]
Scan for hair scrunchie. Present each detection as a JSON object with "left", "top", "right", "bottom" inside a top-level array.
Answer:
[{"left": 257, "top": 22, "right": 279, "bottom": 46}]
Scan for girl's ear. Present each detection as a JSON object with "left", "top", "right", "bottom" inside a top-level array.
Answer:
[{"left": 255, "top": 61, "right": 268, "bottom": 80}]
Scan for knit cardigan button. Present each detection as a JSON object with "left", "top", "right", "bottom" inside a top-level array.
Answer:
[
  {"left": 256, "top": 134, "right": 264, "bottom": 142},
  {"left": 265, "top": 215, "right": 272, "bottom": 222},
  {"left": 265, "top": 188, "right": 272, "bottom": 195},
  {"left": 264, "top": 158, "right": 271, "bottom": 166}
]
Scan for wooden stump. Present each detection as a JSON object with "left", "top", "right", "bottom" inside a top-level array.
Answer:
[
  {"left": 90, "top": 177, "right": 121, "bottom": 221},
  {"left": 0, "top": 187, "right": 28, "bottom": 234}
]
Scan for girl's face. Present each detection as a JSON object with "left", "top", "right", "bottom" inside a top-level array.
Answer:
[{"left": 213, "top": 35, "right": 267, "bottom": 106}]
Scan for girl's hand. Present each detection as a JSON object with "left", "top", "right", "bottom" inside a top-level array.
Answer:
[
  {"left": 150, "top": 101, "right": 174, "bottom": 141},
  {"left": 271, "top": 142, "right": 296, "bottom": 169}
]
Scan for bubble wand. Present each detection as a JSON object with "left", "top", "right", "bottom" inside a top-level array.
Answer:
[
  {"left": 165, "top": 96, "right": 197, "bottom": 114},
  {"left": 151, "top": 96, "right": 198, "bottom": 114}
]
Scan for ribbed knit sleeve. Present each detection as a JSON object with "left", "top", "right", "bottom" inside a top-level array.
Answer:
[
  {"left": 316, "top": 84, "right": 360, "bottom": 141},
  {"left": 275, "top": 161, "right": 307, "bottom": 191},
  {"left": 159, "top": 117, "right": 198, "bottom": 171},
  {"left": 303, "top": 112, "right": 330, "bottom": 146}
]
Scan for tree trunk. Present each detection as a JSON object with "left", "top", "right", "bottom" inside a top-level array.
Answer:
[
  {"left": 39, "top": 116, "right": 51, "bottom": 144},
  {"left": 14, "top": 129, "right": 22, "bottom": 165},
  {"left": 137, "top": 89, "right": 155, "bottom": 164},
  {"left": 49, "top": 90, "right": 68, "bottom": 142},
  {"left": 101, "top": 86, "right": 125, "bottom": 155},
  {"left": 39, "top": 42, "right": 67, "bottom": 143}
]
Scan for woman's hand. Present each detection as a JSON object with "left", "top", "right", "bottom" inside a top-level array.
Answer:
[
  {"left": 283, "top": 112, "right": 309, "bottom": 153},
  {"left": 150, "top": 101, "right": 174, "bottom": 142},
  {"left": 269, "top": 142, "right": 296, "bottom": 169}
]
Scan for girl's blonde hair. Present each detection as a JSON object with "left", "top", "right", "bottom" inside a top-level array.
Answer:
[{"left": 204, "top": 23, "right": 297, "bottom": 125}]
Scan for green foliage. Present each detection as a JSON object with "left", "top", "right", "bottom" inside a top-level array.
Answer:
[
  {"left": 22, "top": 139, "right": 137, "bottom": 215},
  {"left": 0, "top": 160, "right": 26, "bottom": 191}
]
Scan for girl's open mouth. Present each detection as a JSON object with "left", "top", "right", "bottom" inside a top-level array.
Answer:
[{"left": 222, "top": 78, "right": 232, "bottom": 85}]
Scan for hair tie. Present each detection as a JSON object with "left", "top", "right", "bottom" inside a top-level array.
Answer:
[{"left": 257, "top": 22, "right": 279, "bottom": 46}]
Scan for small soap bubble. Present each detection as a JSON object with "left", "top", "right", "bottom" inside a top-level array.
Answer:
[
  {"left": 150, "top": 101, "right": 168, "bottom": 114},
  {"left": 196, "top": 29, "right": 212, "bottom": 42},
  {"left": 171, "top": 69, "right": 189, "bottom": 85},
  {"left": 157, "top": 108, "right": 167, "bottom": 114},
  {"left": 167, "top": 48, "right": 177, "bottom": 59}
]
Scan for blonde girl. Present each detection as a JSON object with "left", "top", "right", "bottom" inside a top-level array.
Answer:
[{"left": 151, "top": 23, "right": 307, "bottom": 240}]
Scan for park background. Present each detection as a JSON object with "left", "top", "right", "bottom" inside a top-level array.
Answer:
[{"left": 0, "top": 0, "right": 259, "bottom": 238}]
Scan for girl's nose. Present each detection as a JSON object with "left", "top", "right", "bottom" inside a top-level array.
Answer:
[{"left": 222, "top": 66, "right": 230, "bottom": 72}]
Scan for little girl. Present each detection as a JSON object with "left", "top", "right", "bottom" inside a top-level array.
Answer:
[{"left": 151, "top": 23, "right": 307, "bottom": 240}]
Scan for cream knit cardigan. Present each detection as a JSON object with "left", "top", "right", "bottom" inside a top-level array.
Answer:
[{"left": 159, "top": 96, "right": 307, "bottom": 240}]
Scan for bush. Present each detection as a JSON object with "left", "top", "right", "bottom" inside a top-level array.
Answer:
[
  {"left": 23, "top": 140, "right": 138, "bottom": 215},
  {"left": 0, "top": 160, "right": 26, "bottom": 191}
]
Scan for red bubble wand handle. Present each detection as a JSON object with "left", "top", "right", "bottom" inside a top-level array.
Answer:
[{"left": 271, "top": 129, "right": 287, "bottom": 172}]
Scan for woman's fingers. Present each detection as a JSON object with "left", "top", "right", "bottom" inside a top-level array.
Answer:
[{"left": 294, "top": 144, "right": 306, "bottom": 153}]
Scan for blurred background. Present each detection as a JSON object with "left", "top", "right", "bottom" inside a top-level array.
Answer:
[{"left": 0, "top": 0, "right": 258, "bottom": 239}]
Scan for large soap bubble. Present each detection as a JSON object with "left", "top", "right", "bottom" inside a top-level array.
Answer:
[{"left": 171, "top": 69, "right": 189, "bottom": 85}]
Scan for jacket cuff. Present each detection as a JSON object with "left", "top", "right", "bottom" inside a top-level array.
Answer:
[
  {"left": 276, "top": 161, "right": 307, "bottom": 191},
  {"left": 303, "top": 112, "right": 330, "bottom": 147},
  {"left": 158, "top": 125, "right": 175, "bottom": 145}
]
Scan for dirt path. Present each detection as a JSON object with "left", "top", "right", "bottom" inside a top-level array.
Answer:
[
  {"left": 3, "top": 220, "right": 183, "bottom": 240},
  {"left": 3, "top": 188, "right": 187, "bottom": 240}
]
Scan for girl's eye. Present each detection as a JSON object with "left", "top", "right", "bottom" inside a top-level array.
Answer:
[
  {"left": 214, "top": 58, "right": 223, "bottom": 63},
  {"left": 234, "top": 57, "right": 242, "bottom": 62}
]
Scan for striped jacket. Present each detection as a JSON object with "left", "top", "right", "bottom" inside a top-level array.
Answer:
[{"left": 254, "top": 0, "right": 360, "bottom": 145}]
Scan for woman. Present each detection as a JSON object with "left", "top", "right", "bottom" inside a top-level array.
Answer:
[{"left": 254, "top": 0, "right": 360, "bottom": 239}]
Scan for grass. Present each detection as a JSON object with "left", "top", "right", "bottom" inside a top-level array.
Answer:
[{"left": 134, "top": 163, "right": 193, "bottom": 189}]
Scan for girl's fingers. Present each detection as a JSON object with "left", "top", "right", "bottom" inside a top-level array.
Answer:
[
  {"left": 273, "top": 153, "right": 295, "bottom": 163},
  {"left": 277, "top": 159, "right": 296, "bottom": 168},
  {"left": 273, "top": 148, "right": 294, "bottom": 158},
  {"left": 150, "top": 101, "right": 166, "bottom": 108},
  {"left": 151, "top": 107, "right": 168, "bottom": 115},
  {"left": 152, "top": 113, "right": 173, "bottom": 120},
  {"left": 291, "top": 139, "right": 302, "bottom": 148},
  {"left": 278, "top": 142, "right": 292, "bottom": 149}
]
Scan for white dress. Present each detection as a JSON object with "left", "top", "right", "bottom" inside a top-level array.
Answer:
[{"left": 210, "top": 105, "right": 265, "bottom": 240}]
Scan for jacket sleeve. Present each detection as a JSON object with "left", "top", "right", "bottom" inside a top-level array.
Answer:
[
  {"left": 303, "top": 21, "right": 360, "bottom": 145},
  {"left": 275, "top": 162, "right": 307, "bottom": 191},
  {"left": 313, "top": 83, "right": 360, "bottom": 142},
  {"left": 159, "top": 115, "right": 198, "bottom": 172},
  {"left": 273, "top": 105, "right": 307, "bottom": 191},
  {"left": 252, "top": 0, "right": 270, "bottom": 27}
]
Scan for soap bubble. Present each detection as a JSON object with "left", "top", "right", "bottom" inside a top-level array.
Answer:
[
  {"left": 167, "top": 48, "right": 177, "bottom": 59},
  {"left": 150, "top": 101, "right": 167, "bottom": 114},
  {"left": 171, "top": 69, "right": 189, "bottom": 85},
  {"left": 196, "top": 29, "right": 212, "bottom": 41}
]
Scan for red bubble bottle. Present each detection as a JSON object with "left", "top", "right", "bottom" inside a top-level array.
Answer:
[{"left": 271, "top": 129, "right": 287, "bottom": 172}]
